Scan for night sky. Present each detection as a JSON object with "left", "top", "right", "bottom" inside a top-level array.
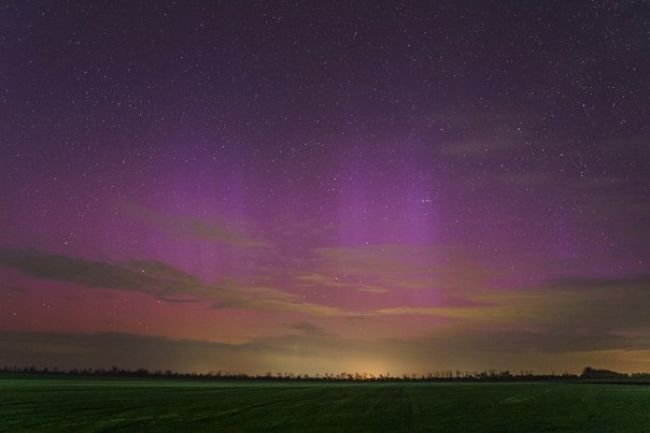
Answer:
[{"left": 1, "top": 1, "right": 649, "bottom": 375}]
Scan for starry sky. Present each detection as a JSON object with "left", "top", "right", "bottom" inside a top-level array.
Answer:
[{"left": 1, "top": 1, "right": 649, "bottom": 375}]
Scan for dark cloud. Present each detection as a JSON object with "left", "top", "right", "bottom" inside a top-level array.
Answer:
[
  {"left": 0, "top": 331, "right": 255, "bottom": 373},
  {"left": 0, "top": 331, "right": 365, "bottom": 374},
  {"left": 285, "top": 321, "right": 333, "bottom": 337},
  {"left": 541, "top": 275, "right": 650, "bottom": 333},
  {"left": 0, "top": 248, "right": 351, "bottom": 317},
  {"left": 405, "top": 327, "right": 650, "bottom": 356},
  {"left": 378, "top": 275, "right": 650, "bottom": 346},
  {"left": 0, "top": 248, "right": 203, "bottom": 297}
]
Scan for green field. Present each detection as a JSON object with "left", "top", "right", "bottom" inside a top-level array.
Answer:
[{"left": 2, "top": 377, "right": 649, "bottom": 432}]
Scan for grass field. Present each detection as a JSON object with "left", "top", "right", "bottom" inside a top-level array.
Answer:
[{"left": 2, "top": 376, "right": 649, "bottom": 432}]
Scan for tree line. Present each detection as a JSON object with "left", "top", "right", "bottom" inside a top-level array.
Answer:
[{"left": 2, "top": 365, "right": 649, "bottom": 382}]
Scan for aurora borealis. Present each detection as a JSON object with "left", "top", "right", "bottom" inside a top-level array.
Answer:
[{"left": 1, "top": 1, "right": 649, "bottom": 375}]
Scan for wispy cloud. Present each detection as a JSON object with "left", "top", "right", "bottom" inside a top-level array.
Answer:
[
  {"left": 4, "top": 247, "right": 650, "bottom": 369},
  {"left": 285, "top": 321, "right": 333, "bottom": 337},
  {"left": 0, "top": 248, "right": 351, "bottom": 317},
  {"left": 0, "top": 249, "right": 204, "bottom": 297},
  {"left": 123, "top": 204, "right": 268, "bottom": 248},
  {"left": 294, "top": 273, "right": 389, "bottom": 294},
  {"left": 210, "top": 283, "right": 351, "bottom": 317},
  {"left": 310, "top": 244, "right": 502, "bottom": 294}
]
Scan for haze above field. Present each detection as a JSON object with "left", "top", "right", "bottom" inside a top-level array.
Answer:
[{"left": 1, "top": 1, "right": 649, "bottom": 375}]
